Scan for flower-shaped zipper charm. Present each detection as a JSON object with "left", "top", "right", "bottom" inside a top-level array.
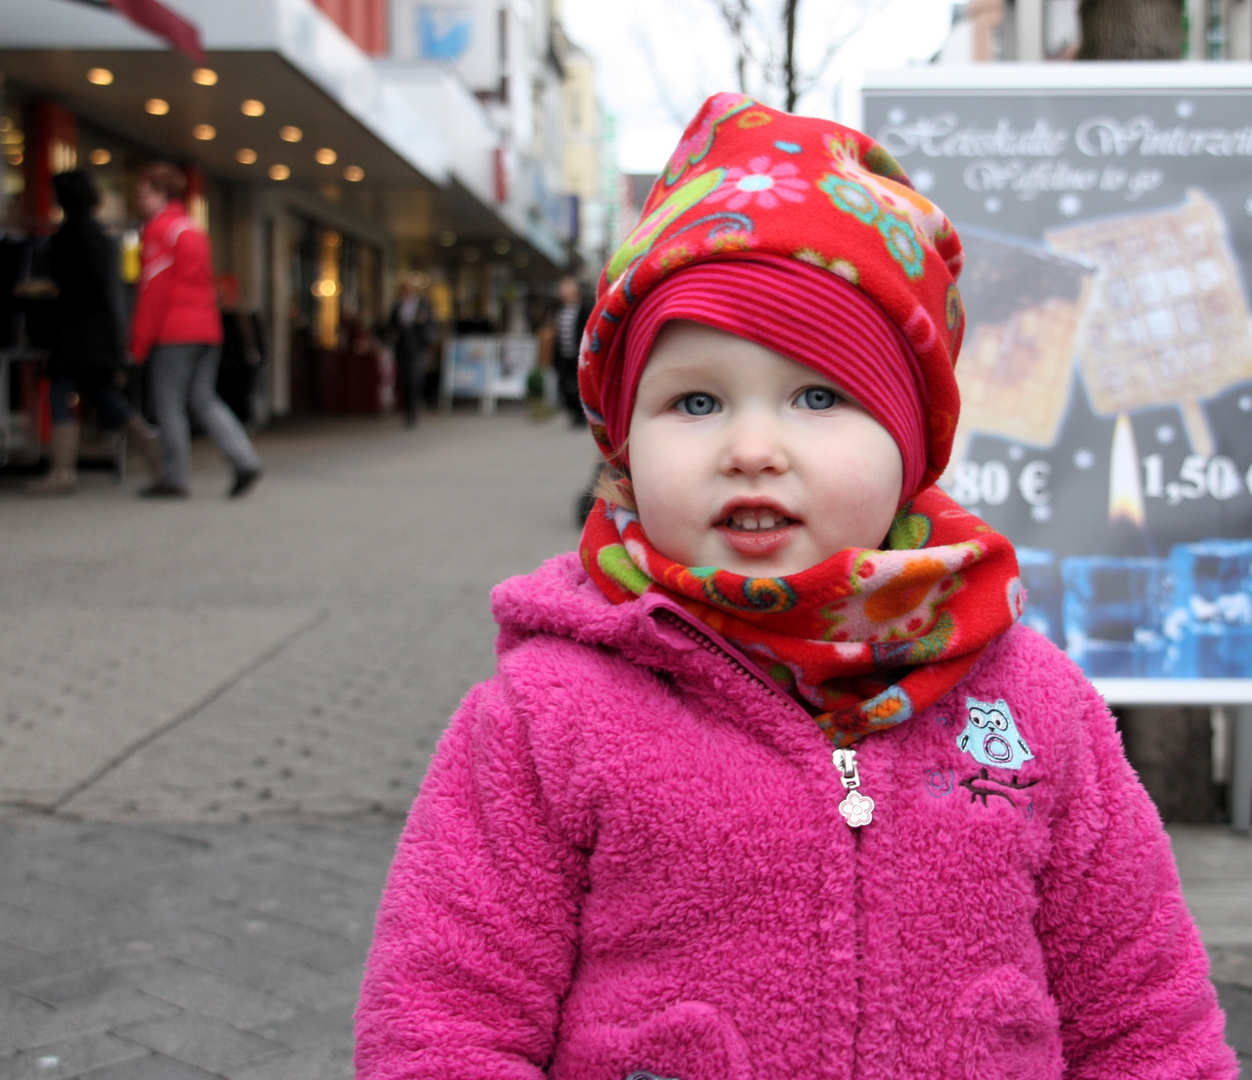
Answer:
[{"left": 833, "top": 747, "right": 874, "bottom": 828}]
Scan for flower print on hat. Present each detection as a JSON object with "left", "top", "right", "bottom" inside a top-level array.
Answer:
[{"left": 707, "top": 155, "right": 808, "bottom": 212}]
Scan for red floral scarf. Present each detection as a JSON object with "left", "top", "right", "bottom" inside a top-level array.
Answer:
[{"left": 580, "top": 485, "right": 1023, "bottom": 747}]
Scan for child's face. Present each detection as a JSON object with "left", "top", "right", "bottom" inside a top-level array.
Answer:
[{"left": 628, "top": 321, "right": 904, "bottom": 577}]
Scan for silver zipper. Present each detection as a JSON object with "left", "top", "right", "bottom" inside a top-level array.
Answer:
[{"left": 832, "top": 747, "right": 875, "bottom": 828}]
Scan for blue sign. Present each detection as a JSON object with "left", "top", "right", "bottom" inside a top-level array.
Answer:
[{"left": 417, "top": 7, "right": 472, "bottom": 62}]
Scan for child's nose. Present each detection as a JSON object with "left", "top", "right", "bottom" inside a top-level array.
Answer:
[{"left": 720, "top": 411, "right": 789, "bottom": 476}]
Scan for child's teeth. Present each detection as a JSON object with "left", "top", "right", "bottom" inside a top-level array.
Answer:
[{"left": 731, "top": 510, "right": 782, "bottom": 530}]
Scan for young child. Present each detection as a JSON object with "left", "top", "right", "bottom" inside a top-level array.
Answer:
[{"left": 356, "top": 94, "right": 1237, "bottom": 1080}]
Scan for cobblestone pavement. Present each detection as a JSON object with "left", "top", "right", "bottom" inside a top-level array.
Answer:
[{"left": 0, "top": 410, "right": 1248, "bottom": 1078}]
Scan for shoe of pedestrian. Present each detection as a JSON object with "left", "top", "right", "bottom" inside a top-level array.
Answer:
[
  {"left": 26, "top": 422, "right": 80, "bottom": 495},
  {"left": 26, "top": 467, "right": 77, "bottom": 495},
  {"left": 140, "top": 481, "right": 189, "bottom": 498},
  {"left": 229, "top": 466, "right": 262, "bottom": 498}
]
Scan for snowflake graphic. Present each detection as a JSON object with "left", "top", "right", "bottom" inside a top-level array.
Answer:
[
  {"left": 1030, "top": 504, "right": 1053, "bottom": 524},
  {"left": 1073, "top": 448, "right": 1095, "bottom": 470},
  {"left": 1156, "top": 424, "right": 1176, "bottom": 444},
  {"left": 706, "top": 155, "right": 808, "bottom": 211}
]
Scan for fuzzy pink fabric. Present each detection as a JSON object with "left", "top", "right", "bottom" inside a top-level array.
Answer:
[{"left": 355, "top": 552, "right": 1237, "bottom": 1080}]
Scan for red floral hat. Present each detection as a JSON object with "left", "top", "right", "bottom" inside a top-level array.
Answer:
[{"left": 578, "top": 92, "right": 966, "bottom": 492}]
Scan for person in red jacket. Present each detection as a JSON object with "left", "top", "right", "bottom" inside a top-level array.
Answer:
[{"left": 130, "top": 162, "right": 262, "bottom": 497}]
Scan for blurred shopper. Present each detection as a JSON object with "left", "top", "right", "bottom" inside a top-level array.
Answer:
[
  {"left": 130, "top": 163, "right": 262, "bottom": 498},
  {"left": 26, "top": 170, "right": 161, "bottom": 495},
  {"left": 386, "top": 278, "right": 433, "bottom": 427},
  {"left": 215, "top": 273, "right": 266, "bottom": 430},
  {"left": 551, "top": 275, "right": 591, "bottom": 427}
]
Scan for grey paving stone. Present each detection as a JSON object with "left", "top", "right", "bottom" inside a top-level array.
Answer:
[
  {"left": 225, "top": 1044, "right": 353, "bottom": 1080},
  {"left": 0, "top": 939, "right": 56, "bottom": 988},
  {"left": 134, "top": 957, "right": 300, "bottom": 1029},
  {"left": 1219, "top": 982, "right": 1252, "bottom": 1057},
  {"left": 6, "top": 988, "right": 179, "bottom": 1052},
  {"left": 164, "top": 928, "right": 361, "bottom": 1011},
  {"left": 192, "top": 903, "right": 353, "bottom": 962},
  {"left": 77, "top": 1053, "right": 223, "bottom": 1079},
  {"left": 115, "top": 1012, "right": 284, "bottom": 1075},
  {"left": 0, "top": 1032, "right": 147, "bottom": 1080},
  {"left": 254, "top": 1000, "right": 356, "bottom": 1052}
]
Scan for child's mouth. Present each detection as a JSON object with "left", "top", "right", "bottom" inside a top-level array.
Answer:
[{"left": 718, "top": 507, "right": 798, "bottom": 555}]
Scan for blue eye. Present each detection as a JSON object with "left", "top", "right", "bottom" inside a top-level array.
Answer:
[
  {"left": 798, "top": 387, "right": 841, "bottom": 410},
  {"left": 676, "top": 393, "right": 719, "bottom": 416}
]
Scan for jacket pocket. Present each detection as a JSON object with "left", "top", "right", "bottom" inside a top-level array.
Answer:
[
  {"left": 549, "top": 1000, "right": 752, "bottom": 1080},
  {"left": 943, "top": 966, "right": 1063, "bottom": 1080}
]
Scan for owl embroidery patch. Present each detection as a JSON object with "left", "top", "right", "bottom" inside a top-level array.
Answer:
[{"left": 957, "top": 697, "right": 1034, "bottom": 769}]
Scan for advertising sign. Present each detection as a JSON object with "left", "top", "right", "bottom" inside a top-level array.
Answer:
[{"left": 860, "top": 66, "right": 1252, "bottom": 695}]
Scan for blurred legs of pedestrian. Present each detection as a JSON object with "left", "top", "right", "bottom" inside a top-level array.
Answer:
[
  {"left": 398, "top": 355, "right": 425, "bottom": 428},
  {"left": 556, "top": 365, "right": 585, "bottom": 428},
  {"left": 146, "top": 343, "right": 263, "bottom": 498},
  {"left": 27, "top": 373, "right": 161, "bottom": 495}
]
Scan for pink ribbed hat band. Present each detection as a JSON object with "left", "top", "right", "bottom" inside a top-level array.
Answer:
[{"left": 608, "top": 258, "right": 929, "bottom": 501}]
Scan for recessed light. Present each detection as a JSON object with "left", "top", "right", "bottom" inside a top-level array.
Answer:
[
  {"left": 236, "top": 148, "right": 258, "bottom": 164},
  {"left": 493, "top": 238, "right": 511, "bottom": 255},
  {"left": 315, "top": 148, "right": 337, "bottom": 165},
  {"left": 145, "top": 98, "right": 170, "bottom": 116},
  {"left": 241, "top": 99, "right": 265, "bottom": 117},
  {"left": 343, "top": 165, "right": 364, "bottom": 182},
  {"left": 463, "top": 247, "right": 481, "bottom": 263},
  {"left": 87, "top": 68, "right": 114, "bottom": 86},
  {"left": 193, "top": 124, "right": 216, "bottom": 141},
  {"left": 437, "top": 230, "right": 457, "bottom": 247},
  {"left": 268, "top": 164, "right": 290, "bottom": 180},
  {"left": 279, "top": 126, "right": 302, "bottom": 142},
  {"left": 89, "top": 148, "right": 112, "bottom": 165},
  {"left": 191, "top": 68, "right": 218, "bottom": 86},
  {"left": 512, "top": 253, "right": 530, "bottom": 268}
]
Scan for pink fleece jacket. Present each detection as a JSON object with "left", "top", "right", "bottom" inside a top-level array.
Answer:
[{"left": 355, "top": 552, "right": 1236, "bottom": 1080}]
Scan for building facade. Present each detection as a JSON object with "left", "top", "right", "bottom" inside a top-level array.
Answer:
[{"left": 0, "top": 0, "right": 581, "bottom": 424}]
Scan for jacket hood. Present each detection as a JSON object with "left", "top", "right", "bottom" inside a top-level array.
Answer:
[{"left": 491, "top": 551, "right": 721, "bottom": 680}]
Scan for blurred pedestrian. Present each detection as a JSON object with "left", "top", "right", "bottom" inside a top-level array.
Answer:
[
  {"left": 386, "top": 277, "right": 433, "bottom": 427},
  {"left": 26, "top": 170, "right": 162, "bottom": 495},
  {"left": 130, "top": 162, "right": 262, "bottom": 498},
  {"left": 215, "top": 273, "right": 266, "bottom": 430},
  {"left": 551, "top": 275, "right": 591, "bottom": 427}
]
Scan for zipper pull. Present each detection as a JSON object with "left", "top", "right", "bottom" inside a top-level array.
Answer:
[{"left": 833, "top": 747, "right": 875, "bottom": 828}]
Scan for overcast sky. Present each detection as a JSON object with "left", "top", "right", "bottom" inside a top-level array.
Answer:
[{"left": 560, "top": 0, "right": 955, "bottom": 173}]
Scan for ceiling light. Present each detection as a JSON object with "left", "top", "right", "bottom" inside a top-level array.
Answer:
[
  {"left": 493, "top": 238, "right": 511, "bottom": 255},
  {"left": 343, "top": 165, "right": 364, "bottom": 182},
  {"left": 87, "top": 68, "right": 114, "bottom": 86},
  {"left": 437, "top": 230, "right": 457, "bottom": 247},
  {"left": 241, "top": 99, "right": 265, "bottom": 117},
  {"left": 512, "top": 253, "right": 530, "bottom": 268},
  {"left": 89, "top": 148, "right": 112, "bottom": 165},
  {"left": 268, "top": 164, "right": 290, "bottom": 180},
  {"left": 193, "top": 124, "right": 216, "bottom": 141},
  {"left": 463, "top": 246, "right": 481, "bottom": 263},
  {"left": 279, "top": 126, "right": 302, "bottom": 142},
  {"left": 145, "top": 98, "right": 170, "bottom": 116},
  {"left": 314, "top": 147, "right": 337, "bottom": 165},
  {"left": 236, "top": 148, "right": 258, "bottom": 164},
  {"left": 191, "top": 68, "right": 218, "bottom": 86}
]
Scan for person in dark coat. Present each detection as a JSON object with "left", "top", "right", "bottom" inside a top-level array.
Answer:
[
  {"left": 387, "top": 279, "right": 433, "bottom": 427},
  {"left": 551, "top": 275, "right": 592, "bottom": 427},
  {"left": 27, "top": 170, "right": 160, "bottom": 494}
]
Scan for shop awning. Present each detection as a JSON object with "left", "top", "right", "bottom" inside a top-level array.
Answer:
[{"left": 67, "top": 0, "right": 205, "bottom": 64}]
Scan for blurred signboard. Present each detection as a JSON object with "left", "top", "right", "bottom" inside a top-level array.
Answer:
[
  {"left": 442, "top": 334, "right": 538, "bottom": 413},
  {"left": 861, "top": 66, "right": 1252, "bottom": 694}
]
